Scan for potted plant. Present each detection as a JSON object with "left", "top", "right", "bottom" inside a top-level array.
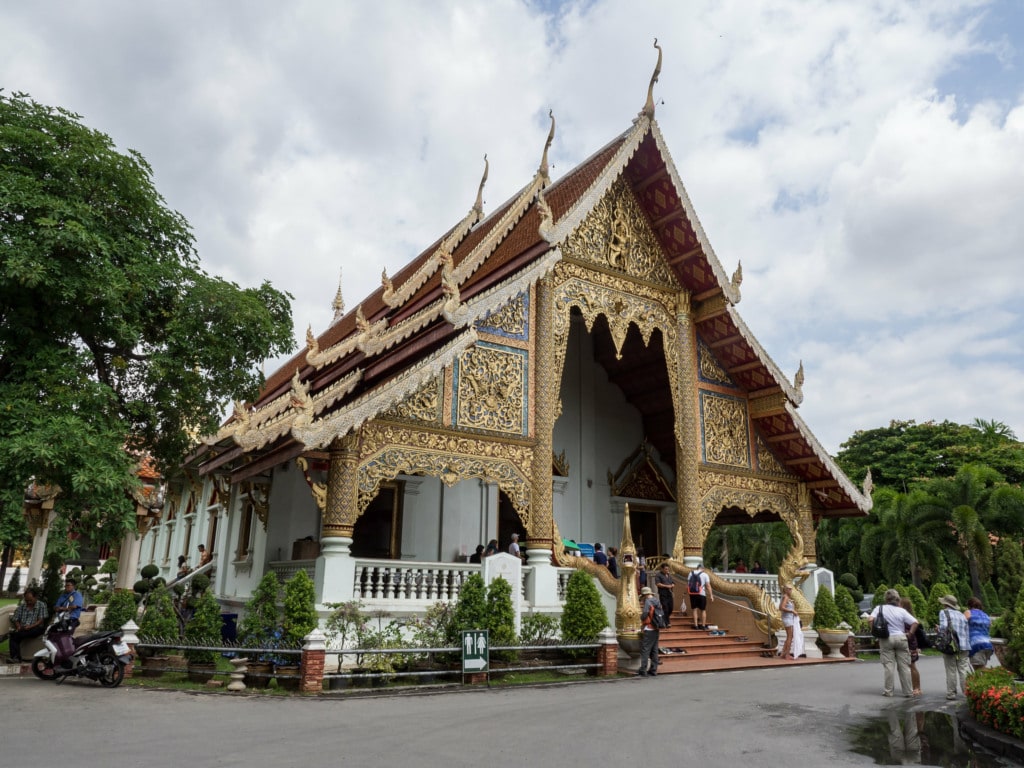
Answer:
[
  {"left": 137, "top": 586, "right": 182, "bottom": 677},
  {"left": 183, "top": 589, "right": 222, "bottom": 683},
  {"left": 277, "top": 570, "right": 317, "bottom": 690},
  {"left": 237, "top": 572, "right": 282, "bottom": 688},
  {"left": 813, "top": 587, "right": 850, "bottom": 657}
]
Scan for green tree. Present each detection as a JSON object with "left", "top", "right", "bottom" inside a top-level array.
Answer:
[
  {"left": 812, "top": 588, "right": 842, "bottom": 629},
  {"left": 996, "top": 538, "right": 1024, "bottom": 610},
  {"left": 138, "top": 586, "right": 181, "bottom": 641},
  {"left": 560, "top": 570, "right": 608, "bottom": 656},
  {"left": 836, "top": 419, "right": 1024, "bottom": 489},
  {"left": 860, "top": 488, "right": 948, "bottom": 591},
  {"left": 0, "top": 92, "right": 294, "bottom": 547},
  {"left": 281, "top": 570, "right": 317, "bottom": 648}
]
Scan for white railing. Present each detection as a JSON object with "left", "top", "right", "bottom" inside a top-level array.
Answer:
[
  {"left": 270, "top": 558, "right": 578, "bottom": 609},
  {"left": 715, "top": 572, "right": 780, "bottom": 602}
]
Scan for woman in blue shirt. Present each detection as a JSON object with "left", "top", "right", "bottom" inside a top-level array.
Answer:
[{"left": 965, "top": 597, "right": 994, "bottom": 669}]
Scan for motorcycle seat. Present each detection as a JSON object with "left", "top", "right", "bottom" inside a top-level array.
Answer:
[{"left": 73, "top": 630, "right": 121, "bottom": 647}]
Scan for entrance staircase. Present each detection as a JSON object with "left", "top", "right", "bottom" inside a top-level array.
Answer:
[{"left": 641, "top": 608, "right": 854, "bottom": 674}]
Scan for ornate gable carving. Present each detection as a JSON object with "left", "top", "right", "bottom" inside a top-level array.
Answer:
[
  {"left": 476, "top": 291, "right": 529, "bottom": 339},
  {"left": 755, "top": 433, "right": 789, "bottom": 477},
  {"left": 377, "top": 376, "right": 443, "bottom": 426},
  {"left": 697, "top": 340, "right": 736, "bottom": 388},
  {"left": 608, "top": 441, "right": 675, "bottom": 502},
  {"left": 453, "top": 342, "right": 528, "bottom": 436},
  {"left": 560, "top": 176, "right": 679, "bottom": 288},
  {"left": 700, "top": 391, "right": 751, "bottom": 469}
]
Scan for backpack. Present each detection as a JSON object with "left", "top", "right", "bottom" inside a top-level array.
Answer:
[
  {"left": 688, "top": 571, "right": 702, "bottom": 595},
  {"left": 934, "top": 610, "right": 959, "bottom": 655},
  {"left": 870, "top": 606, "right": 890, "bottom": 639},
  {"left": 650, "top": 600, "right": 668, "bottom": 629}
]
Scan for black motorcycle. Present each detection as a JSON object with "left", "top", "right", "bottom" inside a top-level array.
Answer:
[{"left": 31, "top": 613, "right": 132, "bottom": 688}]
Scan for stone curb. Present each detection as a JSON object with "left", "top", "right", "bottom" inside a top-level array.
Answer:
[{"left": 957, "top": 706, "right": 1024, "bottom": 764}]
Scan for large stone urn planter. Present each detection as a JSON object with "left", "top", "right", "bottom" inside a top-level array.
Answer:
[{"left": 818, "top": 629, "right": 851, "bottom": 658}]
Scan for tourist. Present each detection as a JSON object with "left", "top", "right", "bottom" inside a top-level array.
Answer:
[
  {"left": 900, "top": 597, "right": 922, "bottom": 696},
  {"left": 655, "top": 563, "right": 675, "bottom": 628},
  {"left": 593, "top": 543, "right": 608, "bottom": 567},
  {"left": 965, "top": 597, "right": 994, "bottom": 669},
  {"left": 508, "top": 532, "right": 521, "bottom": 559},
  {"left": 751, "top": 561, "right": 767, "bottom": 574},
  {"left": 869, "top": 589, "right": 918, "bottom": 698},
  {"left": 637, "top": 586, "right": 660, "bottom": 677},
  {"left": 937, "top": 594, "right": 972, "bottom": 700},
  {"left": 607, "top": 546, "right": 619, "bottom": 578},
  {"left": 778, "top": 584, "right": 797, "bottom": 659},
  {"left": 688, "top": 562, "right": 713, "bottom": 630},
  {"left": 483, "top": 539, "right": 499, "bottom": 558},
  {"left": 54, "top": 578, "right": 84, "bottom": 630},
  {"left": 636, "top": 547, "right": 647, "bottom": 591},
  {"left": 469, "top": 544, "right": 485, "bottom": 564},
  {"left": 734, "top": 559, "right": 748, "bottom": 573},
  {"left": 177, "top": 555, "right": 190, "bottom": 578},
  {"left": 7, "top": 587, "right": 48, "bottom": 662},
  {"left": 197, "top": 543, "right": 213, "bottom": 568}
]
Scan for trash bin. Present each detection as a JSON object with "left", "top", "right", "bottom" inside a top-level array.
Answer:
[{"left": 221, "top": 613, "right": 238, "bottom": 643}]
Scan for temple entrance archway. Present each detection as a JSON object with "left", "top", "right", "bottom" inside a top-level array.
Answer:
[{"left": 351, "top": 480, "right": 404, "bottom": 559}]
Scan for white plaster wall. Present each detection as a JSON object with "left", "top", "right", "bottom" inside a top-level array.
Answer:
[{"left": 264, "top": 464, "right": 320, "bottom": 564}]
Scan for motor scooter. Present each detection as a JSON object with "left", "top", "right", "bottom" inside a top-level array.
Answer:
[{"left": 31, "top": 613, "right": 132, "bottom": 688}]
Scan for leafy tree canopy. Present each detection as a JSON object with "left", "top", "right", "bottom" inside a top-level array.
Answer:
[
  {"left": 835, "top": 419, "right": 1024, "bottom": 490},
  {"left": 0, "top": 92, "right": 294, "bottom": 545}
]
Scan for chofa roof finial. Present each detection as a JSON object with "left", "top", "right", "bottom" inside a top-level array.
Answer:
[
  {"left": 539, "top": 110, "right": 556, "bottom": 184},
  {"left": 332, "top": 268, "right": 345, "bottom": 322},
  {"left": 641, "top": 38, "right": 663, "bottom": 119},
  {"left": 473, "top": 154, "right": 489, "bottom": 216}
]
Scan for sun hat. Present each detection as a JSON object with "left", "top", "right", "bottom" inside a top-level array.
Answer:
[
  {"left": 640, "top": 586, "right": 653, "bottom": 596},
  {"left": 938, "top": 594, "right": 961, "bottom": 610}
]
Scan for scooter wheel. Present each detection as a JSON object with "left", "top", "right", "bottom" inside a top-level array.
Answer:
[
  {"left": 31, "top": 658, "right": 57, "bottom": 681},
  {"left": 96, "top": 653, "right": 124, "bottom": 688}
]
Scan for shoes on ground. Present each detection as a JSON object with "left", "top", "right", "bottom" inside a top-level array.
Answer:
[
  {"left": 946, "top": 694, "right": 957, "bottom": 700},
  {"left": 636, "top": 671, "right": 647, "bottom": 677},
  {"left": 647, "top": 672, "right": 657, "bottom": 677},
  {"left": 882, "top": 692, "right": 893, "bottom": 697}
]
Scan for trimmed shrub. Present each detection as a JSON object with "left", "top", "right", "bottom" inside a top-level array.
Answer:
[
  {"left": 834, "top": 584, "right": 860, "bottom": 627},
  {"left": 560, "top": 570, "right": 608, "bottom": 656},
  {"left": 812, "top": 587, "right": 842, "bottom": 629},
  {"left": 871, "top": 584, "right": 888, "bottom": 608},
  {"left": 183, "top": 589, "right": 222, "bottom": 664},
  {"left": 450, "top": 574, "right": 488, "bottom": 641},
  {"left": 6, "top": 568, "right": 20, "bottom": 595},
  {"left": 926, "top": 582, "right": 955, "bottom": 629},
  {"left": 485, "top": 577, "right": 518, "bottom": 660},
  {"left": 996, "top": 538, "right": 1024, "bottom": 610},
  {"left": 238, "top": 571, "right": 282, "bottom": 652},
  {"left": 520, "top": 613, "right": 560, "bottom": 645},
  {"left": 282, "top": 570, "right": 317, "bottom": 648},
  {"left": 139, "top": 586, "right": 181, "bottom": 642},
  {"left": 983, "top": 581, "right": 1002, "bottom": 614},
  {"left": 140, "top": 563, "right": 160, "bottom": 579},
  {"left": 101, "top": 589, "right": 140, "bottom": 631},
  {"left": 904, "top": 584, "right": 926, "bottom": 622}
]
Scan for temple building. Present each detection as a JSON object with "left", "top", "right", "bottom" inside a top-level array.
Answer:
[{"left": 143, "top": 49, "right": 871, "bottom": 645}]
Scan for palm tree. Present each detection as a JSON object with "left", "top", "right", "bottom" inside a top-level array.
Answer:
[
  {"left": 860, "top": 488, "right": 949, "bottom": 591},
  {"left": 926, "top": 464, "right": 1024, "bottom": 599},
  {"left": 971, "top": 418, "right": 1018, "bottom": 442}
]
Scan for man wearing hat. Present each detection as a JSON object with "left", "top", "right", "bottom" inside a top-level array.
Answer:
[
  {"left": 868, "top": 589, "right": 919, "bottom": 697},
  {"left": 637, "top": 586, "right": 660, "bottom": 677},
  {"left": 937, "top": 595, "right": 972, "bottom": 700}
]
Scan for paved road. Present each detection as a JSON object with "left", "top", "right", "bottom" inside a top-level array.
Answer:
[{"left": 0, "top": 656, "right": 975, "bottom": 767}]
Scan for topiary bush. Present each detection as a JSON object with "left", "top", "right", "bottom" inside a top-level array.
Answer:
[
  {"left": 183, "top": 589, "right": 222, "bottom": 664},
  {"left": 834, "top": 584, "right": 860, "bottom": 627},
  {"left": 282, "top": 570, "right": 317, "bottom": 648},
  {"left": 996, "top": 539, "right": 1024, "bottom": 610},
  {"left": 983, "top": 581, "right": 1002, "bottom": 614},
  {"left": 239, "top": 571, "right": 282, "bottom": 658},
  {"left": 560, "top": 570, "right": 608, "bottom": 656},
  {"left": 6, "top": 567, "right": 20, "bottom": 595},
  {"left": 485, "top": 576, "right": 518, "bottom": 661},
  {"left": 101, "top": 589, "right": 140, "bottom": 631},
  {"left": 140, "top": 563, "right": 160, "bottom": 579},
  {"left": 138, "top": 586, "right": 181, "bottom": 642},
  {"left": 927, "top": 582, "right": 955, "bottom": 629},
  {"left": 449, "top": 574, "right": 488, "bottom": 642},
  {"left": 41, "top": 551, "right": 65, "bottom": 611},
  {"left": 904, "top": 585, "right": 926, "bottom": 623},
  {"left": 812, "top": 587, "right": 842, "bottom": 629},
  {"left": 871, "top": 584, "right": 888, "bottom": 608}
]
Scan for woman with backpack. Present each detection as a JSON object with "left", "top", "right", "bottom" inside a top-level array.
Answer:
[{"left": 937, "top": 594, "right": 972, "bottom": 700}]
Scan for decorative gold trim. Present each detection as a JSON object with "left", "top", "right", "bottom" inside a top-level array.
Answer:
[{"left": 296, "top": 457, "right": 327, "bottom": 514}]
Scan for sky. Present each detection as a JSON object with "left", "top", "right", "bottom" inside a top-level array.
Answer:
[{"left": 2, "top": 0, "right": 1022, "bottom": 455}]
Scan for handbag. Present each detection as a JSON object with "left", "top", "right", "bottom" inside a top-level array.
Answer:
[
  {"left": 934, "top": 609, "right": 959, "bottom": 655},
  {"left": 870, "top": 606, "right": 889, "bottom": 639}
]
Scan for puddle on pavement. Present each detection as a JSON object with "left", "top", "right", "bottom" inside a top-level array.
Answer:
[{"left": 848, "top": 710, "right": 1013, "bottom": 766}]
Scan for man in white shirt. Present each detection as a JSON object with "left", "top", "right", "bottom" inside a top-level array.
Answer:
[
  {"left": 869, "top": 589, "right": 919, "bottom": 698},
  {"left": 508, "top": 533, "right": 521, "bottom": 559}
]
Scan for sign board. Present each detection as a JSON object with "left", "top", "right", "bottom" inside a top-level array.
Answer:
[
  {"left": 461, "top": 629, "right": 489, "bottom": 674},
  {"left": 577, "top": 543, "right": 595, "bottom": 559}
]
